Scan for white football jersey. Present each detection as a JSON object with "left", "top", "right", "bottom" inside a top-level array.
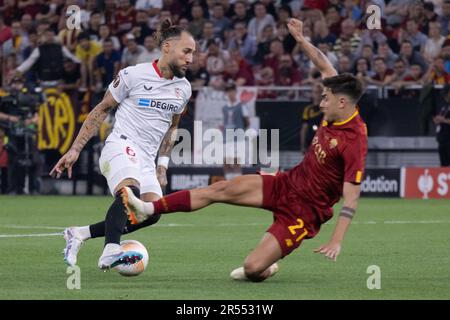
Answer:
[{"left": 108, "top": 61, "right": 191, "bottom": 160}]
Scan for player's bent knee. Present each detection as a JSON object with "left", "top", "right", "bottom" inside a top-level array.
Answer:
[{"left": 243, "top": 261, "right": 267, "bottom": 282}]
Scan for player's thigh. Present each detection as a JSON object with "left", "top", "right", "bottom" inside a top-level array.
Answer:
[
  {"left": 215, "top": 174, "right": 264, "bottom": 207},
  {"left": 139, "top": 162, "right": 163, "bottom": 199},
  {"left": 244, "top": 232, "right": 282, "bottom": 274},
  {"left": 99, "top": 139, "right": 142, "bottom": 195}
]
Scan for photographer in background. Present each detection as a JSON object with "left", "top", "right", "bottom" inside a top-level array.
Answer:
[{"left": 0, "top": 75, "right": 42, "bottom": 194}]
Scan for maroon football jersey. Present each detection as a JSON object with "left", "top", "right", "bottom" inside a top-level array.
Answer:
[{"left": 284, "top": 110, "right": 368, "bottom": 223}]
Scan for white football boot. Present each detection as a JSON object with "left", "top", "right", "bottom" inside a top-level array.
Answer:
[
  {"left": 98, "top": 245, "right": 143, "bottom": 271},
  {"left": 121, "top": 187, "right": 149, "bottom": 224},
  {"left": 63, "top": 227, "right": 84, "bottom": 267}
]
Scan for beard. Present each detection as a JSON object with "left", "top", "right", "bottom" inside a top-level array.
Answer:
[{"left": 169, "top": 62, "right": 186, "bottom": 78}]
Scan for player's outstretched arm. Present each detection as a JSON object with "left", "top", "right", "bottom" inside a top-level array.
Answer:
[
  {"left": 156, "top": 114, "right": 181, "bottom": 189},
  {"left": 287, "top": 18, "right": 337, "bottom": 79},
  {"left": 314, "top": 182, "right": 360, "bottom": 261},
  {"left": 50, "top": 90, "right": 118, "bottom": 178}
]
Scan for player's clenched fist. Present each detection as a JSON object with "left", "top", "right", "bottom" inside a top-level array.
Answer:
[
  {"left": 50, "top": 148, "right": 80, "bottom": 179},
  {"left": 287, "top": 18, "right": 305, "bottom": 43}
]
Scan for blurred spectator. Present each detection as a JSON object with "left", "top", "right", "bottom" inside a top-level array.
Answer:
[
  {"left": 275, "top": 20, "right": 297, "bottom": 54},
  {"left": 115, "top": 0, "right": 137, "bottom": 37},
  {"left": 17, "top": 0, "right": 42, "bottom": 19},
  {"left": 76, "top": 31, "right": 103, "bottom": 89},
  {"left": 423, "top": 56, "right": 450, "bottom": 84},
  {"left": 58, "top": 26, "right": 81, "bottom": 53},
  {"left": 0, "top": 14, "right": 12, "bottom": 46},
  {"left": 367, "top": 57, "right": 394, "bottom": 86},
  {"left": 263, "top": 39, "right": 285, "bottom": 71},
  {"left": 399, "top": 40, "right": 428, "bottom": 71},
  {"left": 399, "top": 19, "right": 428, "bottom": 51},
  {"left": 376, "top": 41, "right": 399, "bottom": 69},
  {"left": 388, "top": 58, "right": 409, "bottom": 86},
  {"left": 300, "top": 82, "right": 323, "bottom": 154},
  {"left": 422, "top": 21, "right": 445, "bottom": 64},
  {"left": 136, "top": 35, "right": 161, "bottom": 64},
  {"left": 255, "top": 66, "right": 276, "bottom": 99},
  {"left": 337, "top": 55, "right": 352, "bottom": 74},
  {"left": 358, "top": 29, "right": 388, "bottom": 54},
  {"left": 188, "top": 4, "right": 206, "bottom": 40},
  {"left": 20, "top": 14, "right": 33, "bottom": 34},
  {"left": 2, "top": 20, "right": 29, "bottom": 64},
  {"left": 222, "top": 82, "right": 249, "bottom": 180},
  {"left": 98, "top": 24, "right": 121, "bottom": 51},
  {"left": 433, "top": 84, "right": 450, "bottom": 166},
  {"left": 231, "top": 0, "right": 251, "bottom": 25},
  {"left": 86, "top": 10, "right": 103, "bottom": 42},
  {"left": 385, "top": 0, "right": 414, "bottom": 26},
  {"left": 341, "top": 0, "right": 362, "bottom": 22},
  {"left": 276, "top": 4, "right": 292, "bottom": 25},
  {"left": 423, "top": 2, "right": 439, "bottom": 34},
  {"left": 312, "top": 20, "right": 336, "bottom": 47},
  {"left": 325, "top": 5, "right": 342, "bottom": 37},
  {"left": 275, "top": 54, "right": 301, "bottom": 85},
  {"left": 402, "top": 63, "right": 425, "bottom": 85},
  {"left": 121, "top": 33, "right": 146, "bottom": 68},
  {"left": 223, "top": 59, "right": 254, "bottom": 86},
  {"left": 211, "top": 3, "right": 232, "bottom": 39},
  {"left": 206, "top": 39, "right": 230, "bottom": 87},
  {"left": 2, "top": 0, "right": 21, "bottom": 25},
  {"left": 61, "top": 59, "right": 82, "bottom": 92},
  {"left": 253, "top": 24, "right": 275, "bottom": 65},
  {"left": 15, "top": 29, "right": 80, "bottom": 83},
  {"left": 135, "top": 0, "right": 163, "bottom": 21},
  {"left": 186, "top": 57, "right": 209, "bottom": 89},
  {"left": 439, "top": 0, "right": 450, "bottom": 35},
  {"left": 247, "top": 1, "right": 276, "bottom": 40},
  {"left": 333, "top": 19, "right": 361, "bottom": 56},
  {"left": 132, "top": 10, "right": 154, "bottom": 45},
  {"left": 227, "top": 21, "right": 257, "bottom": 65},
  {"left": 354, "top": 57, "right": 375, "bottom": 85},
  {"left": 94, "top": 38, "right": 120, "bottom": 91},
  {"left": 198, "top": 21, "right": 222, "bottom": 53}
]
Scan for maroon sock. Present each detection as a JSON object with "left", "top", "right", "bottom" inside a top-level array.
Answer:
[{"left": 153, "top": 190, "right": 192, "bottom": 214}]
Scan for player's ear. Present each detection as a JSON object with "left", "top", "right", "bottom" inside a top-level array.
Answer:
[{"left": 162, "top": 41, "right": 171, "bottom": 54}]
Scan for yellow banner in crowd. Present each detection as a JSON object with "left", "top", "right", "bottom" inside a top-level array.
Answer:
[{"left": 37, "top": 88, "right": 75, "bottom": 154}]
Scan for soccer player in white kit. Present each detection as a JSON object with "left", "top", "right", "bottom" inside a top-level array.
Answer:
[{"left": 50, "top": 20, "right": 195, "bottom": 270}]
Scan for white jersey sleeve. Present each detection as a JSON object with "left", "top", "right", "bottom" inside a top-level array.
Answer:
[{"left": 108, "top": 67, "right": 133, "bottom": 104}]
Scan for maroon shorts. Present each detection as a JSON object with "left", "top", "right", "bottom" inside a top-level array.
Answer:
[{"left": 261, "top": 174, "right": 322, "bottom": 257}]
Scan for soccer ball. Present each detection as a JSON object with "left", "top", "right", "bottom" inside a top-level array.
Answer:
[{"left": 114, "top": 240, "right": 149, "bottom": 277}]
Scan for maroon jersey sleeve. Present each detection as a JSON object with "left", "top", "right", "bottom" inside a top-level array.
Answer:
[{"left": 341, "top": 126, "right": 368, "bottom": 184}]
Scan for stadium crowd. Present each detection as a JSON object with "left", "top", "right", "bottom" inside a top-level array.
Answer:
[
  {"left": 0, "top": 0, "right": 449, "bottom": 93},
  {"left": 1, "top": 0, "right": 450, "bottom": 195}
]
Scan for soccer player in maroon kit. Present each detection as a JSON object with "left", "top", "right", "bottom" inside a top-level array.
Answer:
[{"left": 122, "top": 18, "right": 368, "bottom": 282}]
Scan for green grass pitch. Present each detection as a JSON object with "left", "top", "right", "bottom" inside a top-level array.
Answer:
[{"left": 0, "top": 196, "right": 449, "bottom": 300}]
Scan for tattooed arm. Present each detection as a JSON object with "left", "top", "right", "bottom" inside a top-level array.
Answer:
[
  {"left": 287, "top": 18, "right": 337, "bottom": 79},
  {"left": 156, "top": 114, "right": 181, "bottom": 189},
  {"left": 50, "top": 90, "right": 118, "bottom": 178}
]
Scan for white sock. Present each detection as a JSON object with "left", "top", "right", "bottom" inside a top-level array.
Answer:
[
  {"left": 102, "top": 243, "right": 121, "bottom": 256},
  {"left": 75, "top": 226, "right": 91, "bottom": 241},
  {"left": 142, "top": 201, "right": 155, "bottom": 215}
]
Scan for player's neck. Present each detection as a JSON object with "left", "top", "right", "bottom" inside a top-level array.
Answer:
[
  {"left": 334, "top": 108, "right": 357, "bottom": 124},
  {"left": 156, "top": 59, "right": 173, "bottom": 79}
]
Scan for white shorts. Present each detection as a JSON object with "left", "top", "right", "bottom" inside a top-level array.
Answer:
[{"left": 99, "top": 134, "right": 162, "bottom": 196}]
